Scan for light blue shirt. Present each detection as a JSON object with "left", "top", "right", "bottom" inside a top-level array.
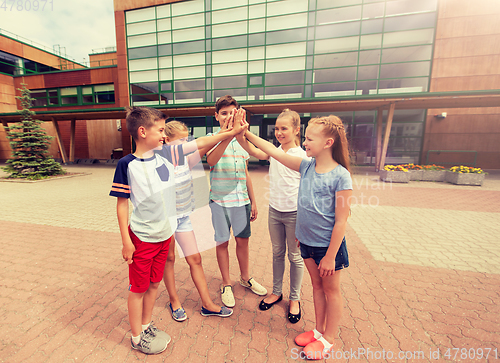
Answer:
[{"left": 295, "top": 159, "right": 352, "bottom": 248}]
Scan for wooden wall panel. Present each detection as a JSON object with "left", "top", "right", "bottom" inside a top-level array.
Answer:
[
  {"left": 57, "top": 121, "right": 89, "bottom": 159},
  {"left": 438, "top": 0, "right": 500, "bottom": 18},
  {"left": 41, "top": 122, "right": 62, "bottom": 159},
  {"left": 86, "top": 120, "right": 123, "bottom": 159},
  {"left": 434, "top": 35, "right": 500, "bottom": 58},
  {"left": 0, "top": 74, "right": 16, "bottom": 160},
  {"left": 89, "top": 52, "right": 117, "bottom": 67},
  {"left": 436, "top": 14, "right": 500, "bottom": 39},
  {"left": 0, "top": 36, "right": 23, "bottom": 57},
  {"left": 14, "top": 74, "right": 46, "bottom": 90},
  {"left": 89, "top": 67, "right": 116, "bottom": 85},
  {"left": 114, "top": 0, "right": 183, "bottom": 12},
  {"left": 424, "top": 0, "right": 500, "bottom": 169}
]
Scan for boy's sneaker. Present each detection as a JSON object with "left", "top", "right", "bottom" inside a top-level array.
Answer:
[
  {"left": 239, "top": 277, "right": 267, "bottom": 296},
  {"left": 143, "top": 322, "right": 172, "bottom": 343},
  {"left": 201, "top": 306, "right": 233, "bottom": 318},
  {"left": 131, "top": 331, "right": 169, "bottom": 355},
  {"left": 220, "top": 285, "right": 235, "bottom": 307},
  {"left": 169, "top": 302, "right": 187, "bottom": 322}
]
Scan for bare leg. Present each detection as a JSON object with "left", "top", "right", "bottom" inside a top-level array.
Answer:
[
  {"left": 216, "top": 241, "right": 231, "bottom": 286},
  {"left": 319, "top": 271, "right": 342, "bottom": 344},
  {"left": 303, "top": 258, "right": 343, "bottom": 345},
  {"left": 176, "top": 231, "right": 221, "bottom": 311},
  {"left": 303, "top": 258, "right": 327, "bottom": 334},
  {"left": 128, "top": 291, "right": 145, "bottom": 337},
  {"left": 235, "top": 236, "right": 249, "bottom": 281},
  {"left": 163, "top": 241, "right": 182, "bottom": 310},
  {"left": 142, "top": 281, "right": 161, "bottom": 326}
]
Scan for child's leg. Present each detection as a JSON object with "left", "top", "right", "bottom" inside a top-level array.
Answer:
[
  {"left": 216, "top": 241, "right": 231, "bottom": 285},
  {"left": 176, "top": 230, "right": 221, "bottom": 311},
  {"left": 320, "top": 271, "right": 343, "bottom": 344},
  {"left": 267, "top": 207, "right": 286, "bottom": 303},
  {"left": 128, "top": 291, "right": 146, "bottom": 337},
  {"left": 163, "top": 240, "right": 182, "bottom": 310},
  {"left": 303, "top": 258, "right": 327, "bottom": 334},
  {"left": 234, "top": 236, "right": 250, "bottom": 282},
  {"left": 142, "top": 281, "right": 161, "bottom": 326}
]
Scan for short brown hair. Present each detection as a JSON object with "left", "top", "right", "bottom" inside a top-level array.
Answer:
[
  {"left": 125, "top": 106, "right": 167, "bottom": 141},
  {"left": 215, "top": 95, "right": 239, "bottom": 113},
  {"left": 164, "top": 120, "right": 188, "bottom": 138}
]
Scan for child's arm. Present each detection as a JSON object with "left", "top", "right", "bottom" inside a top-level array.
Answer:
[
  {"left": 244, "top": 127, "right": 302, "bottom": 172},
  {"left": 235, "top": 132, "right": 269, "bottom": 161},
  {"left": 117, "top": 197, "right": 135, "bottom": 264},
  {"left": 318, "top": 189, "right": 352, "bottom": 277},
  {"left": 182, "top": 115, "right": 244, "bottom": 160},
  {"left": 205, "top": 108, "right": 243, "bottom": 166},
  {"left": 245, "top": 162, "right": 258, "bottom": 221}
]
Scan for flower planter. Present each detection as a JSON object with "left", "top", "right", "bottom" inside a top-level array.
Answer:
[
  {"left": 421, "top": 170, "right": 446, "bottom": 182},
  {"left": 445, "top": 171, "right": 485, "bottom": 186},
  {"left": 408, "top": 170, "right": 423, "bottom": 181},
  {"left": 380, "top": 170, "right": 410, "bottom": 183}
]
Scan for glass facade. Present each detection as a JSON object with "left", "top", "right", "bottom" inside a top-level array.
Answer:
[
  {"left": 125, "top": 0, "right": 438, "bottom": 164},
  {"left": 0, "top": 50, "right": 58, "bottom": 76},
  {"left": 31, "top": 84, "right": 115, "bottom": 107}
]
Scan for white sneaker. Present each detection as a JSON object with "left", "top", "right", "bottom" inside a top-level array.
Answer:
[
  {"left": 220, "top": 285, "right": 235, "bottom": 307},
  {"left": 239, "top": 277, "right": 267, "bottom": 296}
]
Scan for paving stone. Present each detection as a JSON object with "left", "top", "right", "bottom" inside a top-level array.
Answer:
[{"left": 0, "top": 164, "right": 499, "bottom": 362}]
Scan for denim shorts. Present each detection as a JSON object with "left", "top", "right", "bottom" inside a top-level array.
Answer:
[
  {"left": 176, "top": 215, "right": 193, "bottom": 233},
  {"left": 300, "top": 237, "right": 349, "bottom": 270}
]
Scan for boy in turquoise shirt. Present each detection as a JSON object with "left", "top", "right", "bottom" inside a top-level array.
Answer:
[{"left": 206, "top": 95, "right": 268, "bottom": 307}]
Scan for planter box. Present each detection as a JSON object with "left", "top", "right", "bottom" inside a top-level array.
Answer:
[
  {"left": 408, "top": 170, "right": 423, "bottom": 181},
  {"left": 380, "top": 170, "right": 410, "bottom": 183},
  {"left": 421, "top": 170, "right": 446, "bottom": 182},
  {"left": 445, "top": 171, "right": 485, "bottom": 186}
]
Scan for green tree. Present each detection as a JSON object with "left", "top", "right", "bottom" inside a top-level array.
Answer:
[{"left": 2, "top": 84, "right": 65, "bottom": 180}]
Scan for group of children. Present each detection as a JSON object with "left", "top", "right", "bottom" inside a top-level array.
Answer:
[{"left": 109, "top": 95, "right": 353, "bottom": 359}]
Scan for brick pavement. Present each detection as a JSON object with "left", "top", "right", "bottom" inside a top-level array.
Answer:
[{"left": 0, "top": 164, "right": 499, "bottom": 362}]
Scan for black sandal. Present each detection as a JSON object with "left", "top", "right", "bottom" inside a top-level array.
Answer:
[
  {"left": 258, "top": 294, "right": 283, "bottom": 311},
  {"left": 288, "top": 302, "right": 301, "bottom": 324}
]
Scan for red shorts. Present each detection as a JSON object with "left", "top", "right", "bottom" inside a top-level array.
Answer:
[{"left": 128, "top": 227, "right": 171, "bottom": 293}]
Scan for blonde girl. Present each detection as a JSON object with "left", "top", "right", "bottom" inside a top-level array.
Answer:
[
  {"left": 236, "top": 109, "right": 305, "bottom": 323},
  {"left": 163, "top": 121, "right": 232, "bottom": 319},
  {"left": 240, "top": 115, "right": 352, "bottom": 359}
]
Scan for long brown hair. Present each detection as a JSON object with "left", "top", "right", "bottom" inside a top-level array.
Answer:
[
  {"left": 308, "top": 115, "right": 351, "bottom": 173},
  {"left": 277, "top": 108, "right": 301, "bottom": 146}
]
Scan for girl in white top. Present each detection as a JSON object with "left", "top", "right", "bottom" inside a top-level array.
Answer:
[{"left": 236, "top": 109, "right": 306, "bottom": 323}]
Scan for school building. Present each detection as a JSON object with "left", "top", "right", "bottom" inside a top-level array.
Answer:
[{"left": 1, "top": 0, "right": 500, "bottom": 168}]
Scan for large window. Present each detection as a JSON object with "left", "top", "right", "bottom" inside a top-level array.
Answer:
[
  {"left": 125, "top": 0, "right": 438, "bottom": 163},
  {"left": 31, "top": 84, "right": 115, "bottom": 107}
]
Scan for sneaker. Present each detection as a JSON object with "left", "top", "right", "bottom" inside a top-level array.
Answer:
[
  {"left": 302, "top": 337, "right": 333, "bottom": 360},
  {"left": 131, "top": 331, "right": 169, "bottom": 355},
  {"left": 239, "top": 277, "right": 267, "bottom": 296},
  {"left": 143, "top": 322, "right": 172, "bottom": 343},
  {"left": 220, "top": 285, "right": 235, "bottom": 307},
  {"left": 201, "top": 306, "right": 233, "bottom": 317}
]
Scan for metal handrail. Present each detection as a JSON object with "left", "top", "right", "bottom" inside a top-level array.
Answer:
[{"left": 426, "top": 150, "right": 477, "bottom": 167}]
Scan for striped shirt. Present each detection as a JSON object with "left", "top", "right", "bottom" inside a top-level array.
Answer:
[
  {"left": 208, "top": 134, "right": 250, "bottom": 207},
  {"left": 174, "top": 158, "right": 195, "bottom": 218}
]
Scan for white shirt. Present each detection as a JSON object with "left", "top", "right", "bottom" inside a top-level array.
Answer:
[{"left": 268, "top": 145, "right": 309, "bottom": 212}]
